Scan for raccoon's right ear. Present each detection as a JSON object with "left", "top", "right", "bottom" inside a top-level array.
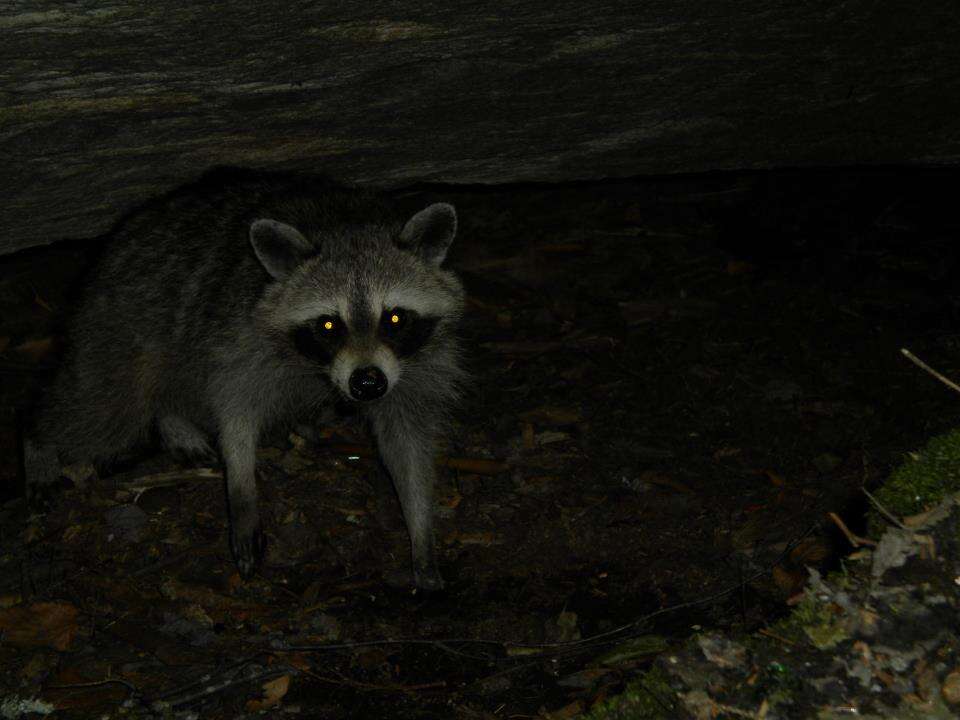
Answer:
[
  {"left": 249, "top": 219, "right": 314, "bottom": 279},
  {"left": 399, "top": 203, "right": 458, "bottom": 266}
]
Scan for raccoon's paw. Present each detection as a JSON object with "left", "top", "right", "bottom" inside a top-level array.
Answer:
[
  {"left": 413, "top": 563, "right": 445, "bottom": 592},
  {"left": 230, "top": 525, "right": 267, "bottom": 580}
]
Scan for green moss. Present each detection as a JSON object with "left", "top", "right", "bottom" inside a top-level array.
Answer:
[
  {"left": 758, "top": 660, "right": 803, "bottom": 709},
  {"left": 578, "top": 665, "right": 677, "bottom": 720},
  {"left": 766, "top": 594, "right": 848, "bottom": 650},
  {"left": 871, "top": 428, "right": 960, "bottom": 530}
]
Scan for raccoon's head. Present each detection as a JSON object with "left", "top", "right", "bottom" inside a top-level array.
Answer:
[{"left": 250, "top": 202, "right": 463, "bottom": 403}]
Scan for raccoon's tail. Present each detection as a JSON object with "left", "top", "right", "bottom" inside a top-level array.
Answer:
[{"left": 25, "top": 370, "right": 155, "bottom": 492}]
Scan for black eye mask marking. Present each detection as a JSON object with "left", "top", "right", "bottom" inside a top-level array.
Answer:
[
  {"left": 379, "top": 308, "right": 439, "bottom": 358},
  {"left": 291, "top": 314, "right": 346, "bottom": 365}
]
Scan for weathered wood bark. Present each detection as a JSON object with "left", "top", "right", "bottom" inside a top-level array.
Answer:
[{"left": 2, "top": 1, "right": 959, "bottom": 254}]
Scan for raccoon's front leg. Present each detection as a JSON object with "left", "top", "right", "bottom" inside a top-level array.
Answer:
[
  {"left": 372, "top": 413, "right": 443, "bottom": 591},
  {"left": 219, "top": 417, "right": 266, "bottom": 578}
]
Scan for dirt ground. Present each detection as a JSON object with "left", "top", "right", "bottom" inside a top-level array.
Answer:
[{"left": 2, "top": 168, "right": 960, "bottom": 718}]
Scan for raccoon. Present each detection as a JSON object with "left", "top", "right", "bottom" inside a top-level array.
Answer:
[{"left": 23, "top": 167, "right": 465, "bottom": 590}]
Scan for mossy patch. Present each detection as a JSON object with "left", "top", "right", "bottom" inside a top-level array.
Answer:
[
  {"left": 579, "top": 665, "right": 677, "bottom": 720},
  {"left": 769, "top": 594, "right": 849, "bottom": 650},
  {"left": 870, "top": 428, "right": 960, "bottom": 531}
]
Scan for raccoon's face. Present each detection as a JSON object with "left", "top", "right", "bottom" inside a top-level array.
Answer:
[{"left": 251, "top": 203, "right": 462, "bottom": 402}]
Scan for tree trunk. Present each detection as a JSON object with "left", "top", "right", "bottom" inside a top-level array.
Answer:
[{"left": 2, "top": 1, "right": 958, "bottom": 254}]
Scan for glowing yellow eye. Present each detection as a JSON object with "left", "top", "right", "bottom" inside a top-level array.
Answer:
[
  {"left": 390, "top": 313, "right": 400, "bottom": 325},
  {"left": 323, "top": 320, "right": 334, "bottom": 331}
]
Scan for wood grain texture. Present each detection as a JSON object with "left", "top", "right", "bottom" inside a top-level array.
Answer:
[{"left": 2, "top": 1, "right": 959, "bottom": 253}]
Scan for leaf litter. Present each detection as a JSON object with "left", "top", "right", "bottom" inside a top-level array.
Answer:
[{"left": 1, "top": 170, "right": 959, "bottom": 717}]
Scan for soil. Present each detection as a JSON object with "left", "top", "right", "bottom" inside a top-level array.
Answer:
[{"left": 1, "top": 167, "right": 959, "bottom": 718}]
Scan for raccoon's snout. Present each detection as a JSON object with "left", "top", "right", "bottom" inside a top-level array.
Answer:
[{"left": 349, "top": 366, "right": 388, "bottom": 401}]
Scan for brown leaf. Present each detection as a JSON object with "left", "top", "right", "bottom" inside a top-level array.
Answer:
[
  {"left": 0, "top": 601, "right": 79, "bottom": 651},
  {"left": 772, "top": 566, "right": 806, "bottom": 596},
  {"left": 437, "top": 456, "right": 508, "bottom": 475},
  {"left": 726, "top": 259, "right": 756, "bottom": 275},
  {"left": 712, "top": 446, "right": 742, "bottom": 460},
  {"left": 246, "top": 675, "right": 291, "bottom": 712},
  {"left": 789, "top": 538, "right": 830, "bottom": 565},
  {"left": 445, "top": 530, "right": 498, "bottom": 546},
  {"left": 762, "top": 470, "right": 787, "bottom": 487},
  {"left": 14, "top": 337, "right": 55, "bottom": 362},
  {"left": 438, "top": 491, "right": 462, "bottom": 509},
  {"left": 521, "top": 423, "right": 536, "bottom": 450}
]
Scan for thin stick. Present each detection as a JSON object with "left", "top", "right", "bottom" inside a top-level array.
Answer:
[
  {"left": 862, "top": 487, "right": 907, "bottom": 530},
  {"left": 115, "top": 467, "right": 223, "bottom": 490},
  {"left": 900, "top": 348, "right": 960, "bottom": 395},
  {"left": 827, "top": 511, "right": 877, "bottom": 548},
  {"left": 46, "top": 677, "right": 140, "bottom": 696},
  {"left": 756, "top": 628, "right": 796, "bottom": 646}
]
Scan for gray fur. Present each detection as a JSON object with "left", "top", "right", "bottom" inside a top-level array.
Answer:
[{"left": 25, "top": 168, "right": 465, "bottom": 588}]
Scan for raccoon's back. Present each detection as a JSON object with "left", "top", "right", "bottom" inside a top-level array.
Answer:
[{"left": 75, "top": 170, "right": 387, "bottom": 344}]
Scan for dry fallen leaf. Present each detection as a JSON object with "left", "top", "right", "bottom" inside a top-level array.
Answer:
[
  {"left": 0, "top": 602, "right": 79, "bottom": 651},
  {"left": 14, "top": 337, "right": 55, "bottom": 362},
  {"left": 713, "top": 446, "right": 742, "bottom": 460},
  {"left": 789, "top": 537, "right": 831, "bottom": 565},
  {"left": 638, "top": 470, "right": 692, "bottom": 494},
  {"left": 444, "top": 530, "right": 498, "bottom": 546},
  {"left": 726, "top": 259, "right": 756, "bottom": 275},
  {"left": 245, "top": 674, "right": 291, "bottom": 712},
  {"left": 762, "top": 470, "right": 787, "bottom": 487},
  {"left": 772, "top": 566, "right": 807, "bottom": 596},
  {"left": 521, "top": 423, "right": 536, "bottom": 450},
  {"left": 438, "top": 491, "right": 462, "bottom": 509}
]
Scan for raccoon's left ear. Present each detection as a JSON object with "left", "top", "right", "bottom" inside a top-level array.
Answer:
[
  {"left": 249, "top": 218, "right": 314, "bottom": 279},
  {"left": 399, "top": 203, "right": 457, "bottom": 266}
]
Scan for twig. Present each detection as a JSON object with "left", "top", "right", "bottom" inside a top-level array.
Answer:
[
  {"left": 147, "top": 657, "right": 296, "bottom": 711},
  {"left": 756, "top": 628, "right": 796, "bottom": 646},
  {"left": 900, "top": 348, "right": 960, "bottom": 395},
  {"left": 46, "top": 677, "right": 140, "bottom": 696},
  {"left": 284, "top": 637, "right": 502, "bottom": 660},
  {"left": 115, "top": 467, "right": 223, "bottom": 490},
  {"left": 862, "top": 487, "right": 907, "bottom": 530},
  {"left": 298, "top": 665, "right": 446, "bottom": 694},
  {"left": 827, "top": 511, "right": 877, "bottom": 548}
]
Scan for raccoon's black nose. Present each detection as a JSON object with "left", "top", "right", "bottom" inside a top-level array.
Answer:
[{"left": 349, "top": 366, "right": 388, "bottom": 401}]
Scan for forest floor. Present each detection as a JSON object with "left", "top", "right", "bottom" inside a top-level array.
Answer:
[{"left": 1, "top": 168, "right": 959, "bottom": 719}]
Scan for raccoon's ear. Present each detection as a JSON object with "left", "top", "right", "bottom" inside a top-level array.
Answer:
[
  {"left": 399, "top": 203, "right": 457, "bottom": 266},
  {"left": 249, "top": 218, "right": 313, "bottom": 279}
]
